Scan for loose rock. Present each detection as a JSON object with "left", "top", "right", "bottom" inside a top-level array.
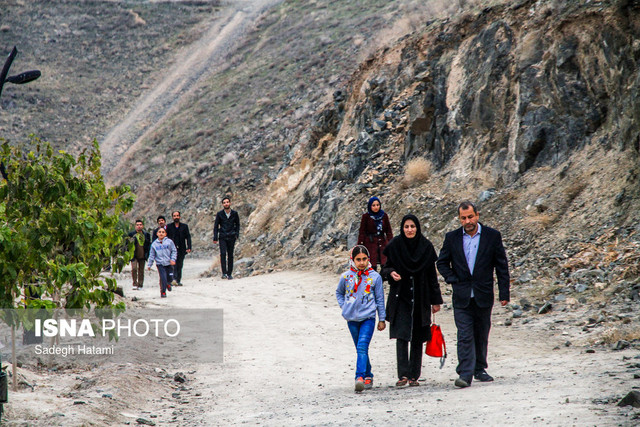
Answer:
[
  {"left": 174, "top": 372, "right": 187, "bottom": 383},
  {"left": 617, "top": 391, "right": 640, "bottom": 408},
  {"left": 538, "top": 302, "right": 552, "bottom": 314}
]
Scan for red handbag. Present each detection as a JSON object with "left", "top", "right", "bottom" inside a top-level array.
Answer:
[{"left": 425, "top": 315, "right": 447, "bottom": 369}]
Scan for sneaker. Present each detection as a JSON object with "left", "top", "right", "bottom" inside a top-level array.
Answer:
[
  {"left": 221, "top": 274, "right": 228, "bottom": 279},
  {"left": 133, "top": 286, "right": 139, "bottom": 290},
  {"left": 177, "top": 282, "right": 183, "bottom": 286},
  {"left": 355, "top": 377, "right": 365, "bottom": 392},
  {"left": 364, "top": 377, "right": 373, "bottom": 390},
  {"left": 474, "top": 370, "right": 494, "bottom": 382},
  {"left": 227, "top": 275, "right": 233, "bottom": 280},
  {"left": 171, "top": 280, "right": 178, "bottom": 287},
  {"left": 454, "top": 377, "right": 471, "bottom": 388},
  {"left": 167, "top": 282, "right": 172, "bottom": 292},
  {"left": 161, "top": 293, "right": 167, "bottom": 298}
]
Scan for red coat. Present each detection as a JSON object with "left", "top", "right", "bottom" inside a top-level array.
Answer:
[{"left": 357, "top": 212, "right": 393, "bottom": 267}]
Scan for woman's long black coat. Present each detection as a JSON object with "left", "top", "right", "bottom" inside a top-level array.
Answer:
[{"left": 382, "top": 238, "right": 444, "bottom": 343}]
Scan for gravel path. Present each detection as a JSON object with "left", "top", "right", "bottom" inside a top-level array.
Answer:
[
  {"left": 5, "top": 258, "right": 638, "bottom": 425},
  {"left": 139, "top": 259, "right": 638, "bottom": 426}
]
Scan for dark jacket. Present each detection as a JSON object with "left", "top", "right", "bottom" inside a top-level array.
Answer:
[
  {"left": 166, "top": 222, "right": 192, "bottom": 254},
  {"left": 128, "top": 230, "right": 151, "bottom": 261},
  {"left": 357, "top": 212, "right": 393, "bottom": 267},
  {"left": 214, "top": 209, "right": 240, "bottom": 241},
  {"left": 436, "top": 224, "right": 510, "bottom": 309},
  {"left": 382, "top": 237, "right": 443, "bottom": 342}
]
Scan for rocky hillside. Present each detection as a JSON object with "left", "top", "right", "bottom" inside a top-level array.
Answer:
[
  {"left": 244, "top": 0, "right": 640, "bottom": 341},
  {"left": 3, "top": 0, "right": 639, "bottom": 342},
  {"left": 107, "top": 0, "right": 479, "bottom": 246}
]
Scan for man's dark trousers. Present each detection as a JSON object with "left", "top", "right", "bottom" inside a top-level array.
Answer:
[
  {"left": 220, "top": 237, "right": 236, "bottom": 276},
  {"left": 454, "top": 298, "right": 492, "bottom": 381},
  {"left": 174, "top": 251, "right": 186, "bottom": 283}
]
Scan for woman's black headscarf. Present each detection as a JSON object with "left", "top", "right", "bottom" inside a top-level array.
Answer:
[{"left": 384, "top": 214, "right": 436, "bottom": 275}]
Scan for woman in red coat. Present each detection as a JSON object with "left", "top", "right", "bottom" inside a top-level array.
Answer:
[{"left": 358, "top": 197, "right": 393, "bottom": 271}]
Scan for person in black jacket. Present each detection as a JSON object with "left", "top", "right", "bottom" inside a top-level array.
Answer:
[
  {"left": 128, "top": 219, "right": 151, "bottom": 290},
  {"left": 213, "top": 197, "right": 240, "bottom": 280},
  {"left": 382, "top": 214, "right": 443, "bottom": 387},
  {"left": 152, "top": 215, "right": 167, "bottom": 242},
  {"left": 165, "top": 211, "right": 192, "bottom": 286},
  {"left": 436, "top": 201, "right": 510, "bottom": 389}
]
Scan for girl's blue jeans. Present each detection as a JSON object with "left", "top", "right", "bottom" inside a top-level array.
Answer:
[{"left": 347, "top": 318, "right": 375, "bottom": 379}]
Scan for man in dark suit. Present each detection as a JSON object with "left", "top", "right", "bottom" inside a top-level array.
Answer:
[
  {"left": 437, "top": 201, "right": 510, "bottom": 388},
  {"left": 166, "top": 211, "right": 192, "bottom": 286},
  {"left": 213, "top": 197, "right": 240, "bottom": 280}
]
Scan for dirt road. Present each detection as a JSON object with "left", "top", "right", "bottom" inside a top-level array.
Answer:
[
  {"left": 136, "top": 259, "right": 638, "bottom": 425},
  {"left": 4, "top": 258, "right": 638, "bottom": 425}
]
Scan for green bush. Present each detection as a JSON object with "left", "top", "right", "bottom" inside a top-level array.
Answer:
[{"left": 0, "top": 137, "right": 135, "bottom": 317}]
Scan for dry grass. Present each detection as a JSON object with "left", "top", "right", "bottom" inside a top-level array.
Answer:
[
  {"left": 402, "top": 157, "right": 431, "bottom": 187},
  {"left": 597, "top": 324, "right": 640, "bottom": 345},
  {"left": 522, "top": 212, "right": 558, "bottom": 231}
]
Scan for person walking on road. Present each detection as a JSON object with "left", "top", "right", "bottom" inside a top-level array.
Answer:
[
  {"left": 166, "top": 211, "right": 192, "bottom": 286},
  {"left": 128, "top": 219, "right": 151, "bottom": 290},
  {"left": 152, "top": 215, "right": 167, "bottom": 242},
  {"left": 147, "top": 228, "right": 177, "bottom": 298},
  {"left": 436, "top": 201, "right": 510, "bottom": 388},
  {"left": 382, "top": 214, "right": 443, "bottom": 387},
  {"left": 336, "top": 245, "right": 386, "bottom": 392},
  {"left": 213, "top": 197, "right": 240, "bottom": 280},
  {"left": 357, "top": 196, "right": 393, "bottom": 271}
]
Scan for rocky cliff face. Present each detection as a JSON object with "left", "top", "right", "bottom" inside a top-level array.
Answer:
[{"left": 245, "top": 0, "right": 640, "bottom": 323}]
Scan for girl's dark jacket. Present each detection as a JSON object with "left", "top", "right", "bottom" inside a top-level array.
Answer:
[
  {"left": 382, "top": 237, "right": 443, "bottom": 342},
  {"left": 357, "top": 212, "right": 393, "bottom": 267}
]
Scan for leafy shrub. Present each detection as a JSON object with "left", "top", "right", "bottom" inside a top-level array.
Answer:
[{"left": 0, "top": 137, "right": 135, "bottom": 314}]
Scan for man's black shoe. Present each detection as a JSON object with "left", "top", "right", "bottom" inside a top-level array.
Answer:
[
  {"left": 454, "top": 377, "right": 471, "bottom": 388},
  {"left": 474, "top": 370, "right": 494, "bottom": 382},
  {"left": 227, "top": 275, "right": 233, "bottom": 280}
]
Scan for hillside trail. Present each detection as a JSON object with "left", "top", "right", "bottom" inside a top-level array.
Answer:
[
  {"left": 100, "top": 0, "right": 284, "bottom": 182},
  {"left": 128, "top": 258, "right": 635, "bottom": 425}
]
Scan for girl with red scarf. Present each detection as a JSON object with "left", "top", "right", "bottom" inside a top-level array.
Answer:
[{"left": 336, "top": 245, "right": 386, "bottom": 392}]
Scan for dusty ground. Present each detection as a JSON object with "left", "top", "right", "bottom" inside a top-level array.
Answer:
[{"left": 2, "top": 258, "right": 639, "bottom": 426}]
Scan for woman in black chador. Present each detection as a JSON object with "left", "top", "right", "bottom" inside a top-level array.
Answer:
[{"left": 382, "top": 214, "right": 443, "bottom": 387}]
